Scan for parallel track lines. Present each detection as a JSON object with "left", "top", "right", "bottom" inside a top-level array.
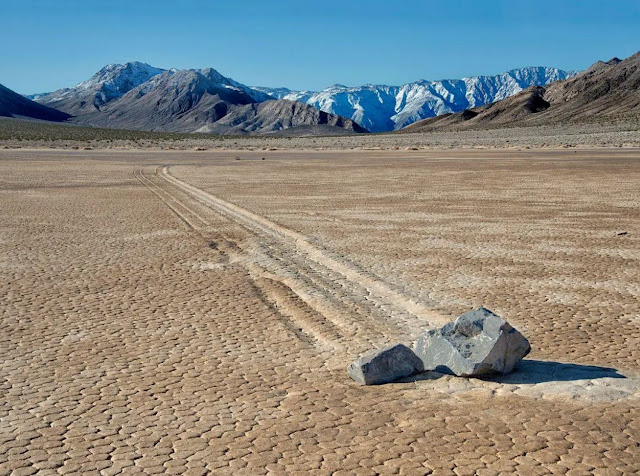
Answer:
[
  {"left": 137, "top": 164, "right": 448, "bottom": 357},
  {"left": 134, "top": 167, "right": 206, "bottom": 232},
  {"left": 160, "top": 165, "right": 448, "bottom": 330}
]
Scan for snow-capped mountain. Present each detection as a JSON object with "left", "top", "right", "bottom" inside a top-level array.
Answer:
[
  {"left": 34, "top": 62, "right": 273, "bottom": 117},
  {"left": 253, "top": 67, "right": 578, "bottom": 132},
  {"left": 48, "top": 66, "right": 365, "bottom": 135},
  {"left": 34, "top": 62, "right": 166, "bottom": 115},
  {"left": 407, "top": 53, "right": 640, "bottom": 132}
]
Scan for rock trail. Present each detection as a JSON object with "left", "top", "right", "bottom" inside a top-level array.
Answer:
[{"left": 138, "top": 165, "right": 450, "bottom": 362}]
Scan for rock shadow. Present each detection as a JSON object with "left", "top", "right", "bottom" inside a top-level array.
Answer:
[
  {"left": 484, "top": 359, "right": 626, "bottom": 384},
  {"left": 396, "top": 359, "right": 626, "bottom": 385}
]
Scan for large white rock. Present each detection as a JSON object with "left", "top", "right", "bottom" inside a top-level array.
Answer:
[{"left": 414, "top": 307, "right": 531, "bottom": 377}]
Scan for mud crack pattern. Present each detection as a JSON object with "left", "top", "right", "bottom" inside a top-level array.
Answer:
[{"left": 1, "top": 149, "right": 639, "bottom": 475}]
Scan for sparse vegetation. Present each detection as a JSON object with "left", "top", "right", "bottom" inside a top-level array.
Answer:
[
  {"left": 1, "top": 117, "right": 638, "bottom": 150},
  {"left": 0, "top": 117, "right": 233, "bottom": 142}
]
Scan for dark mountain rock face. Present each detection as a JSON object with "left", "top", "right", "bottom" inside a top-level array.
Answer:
[
  {"left": 0, "top": 83, "right": 71, "bottom": 121},
  {"left": 195, "top": 100, "right": 368, "bottom": 134}
]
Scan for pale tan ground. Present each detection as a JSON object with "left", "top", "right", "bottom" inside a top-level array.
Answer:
[{"left": 1, "top": 148, "right": 639, "bottom": 475}]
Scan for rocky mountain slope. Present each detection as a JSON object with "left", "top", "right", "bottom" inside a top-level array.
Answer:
[
  {"left": 405, "top": 52, "right": 640, "bottom": 132},
  {"left": 72, "top": 68, "right": 366, "bottom": 134},
  {"left": 252, "top": 67, "right": 577, "bottom": 132},
  {"left": 34, "top": 62, "right": 166, "bottom": 115},
  {"left": 193, "top": 99, "right": 367, "bottom": 135},
  {"left": 0, "top": 83, "right": 71, "bottom": 121}
]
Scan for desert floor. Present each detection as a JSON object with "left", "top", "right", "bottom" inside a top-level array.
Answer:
[{"left": 1, "top": 148, "right": 639, "bottom": 475}]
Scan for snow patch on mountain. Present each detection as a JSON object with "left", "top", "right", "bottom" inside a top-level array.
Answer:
[
  {"left": 34, "top": 62, "right": 166, "bottom": 110},
  {"left": 129, "top": 67, "right": 272, "bottom": 104}
]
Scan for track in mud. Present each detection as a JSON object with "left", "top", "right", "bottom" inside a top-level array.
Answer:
[{"left": 136, "top": 165, "right": 448, "bottom": 362}]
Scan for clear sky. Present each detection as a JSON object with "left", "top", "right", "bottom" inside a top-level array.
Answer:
[{"left": 2, "top": 0, "right": 640, "bottom": 94}]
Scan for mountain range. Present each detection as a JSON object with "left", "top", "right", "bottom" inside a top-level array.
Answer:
[
  {"left": 25, "top": 62, "right": 577, "bottom": 134},
  {"left": 405, "top": 52, "right": 640, "bottom": 132},
  {"left": 5, "top": 52, "right": 638, "bottom": 135},
  {"left": 27, "top": 63, "right": 365, "bottom": 135},
  {"left": 250, "top": 67, "right": 577, "bottom": 132}
]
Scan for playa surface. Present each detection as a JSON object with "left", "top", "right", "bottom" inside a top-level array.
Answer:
[{"left": 1, "top": 148, "right": 639, "bottom": 474}]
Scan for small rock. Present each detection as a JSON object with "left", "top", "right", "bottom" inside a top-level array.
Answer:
[
  {"left": 348, "top": 343, "right": 423, "bottom": 385},
  {"left": 414, "top": 307, "right": 530, "bottom": 377}
]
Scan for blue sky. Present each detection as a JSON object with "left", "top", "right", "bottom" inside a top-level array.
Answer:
[{"left": 2, "top": 0, "right": 640, "bottom": 94}]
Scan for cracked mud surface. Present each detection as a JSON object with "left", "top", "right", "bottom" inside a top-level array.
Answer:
[{"left": 1, "top": 148, "right": 639, "bottom": 474}]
